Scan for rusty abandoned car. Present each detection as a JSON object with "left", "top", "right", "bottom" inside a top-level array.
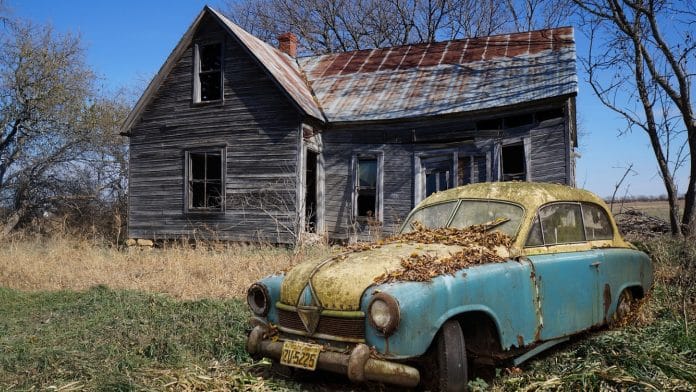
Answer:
[{"left": 245, "top": 182, "right": 653, "bottom": 390}]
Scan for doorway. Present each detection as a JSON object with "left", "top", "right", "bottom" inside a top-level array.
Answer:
[
  {"left": 305, "top": 150, "right": 318, "bottom": 232},
  {"left": 501, "top": 144, "right": 526, "bottom": 181}
]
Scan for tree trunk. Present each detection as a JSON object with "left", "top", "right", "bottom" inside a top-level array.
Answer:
[
  {"left": 680, "top": 121, "right": 696, "bottom": 236},
  {"left": 0, "top": 206, "right": 26, "bottom": 240}
]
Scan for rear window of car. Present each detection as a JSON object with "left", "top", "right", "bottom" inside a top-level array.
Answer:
[
  {"left": 526, "top": 202, "right": 614, "bottom": 247},
  {"left": 582, "top": 203, "right": 614, "bottom": 240}
]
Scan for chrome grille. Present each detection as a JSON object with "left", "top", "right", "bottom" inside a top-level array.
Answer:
[{"left": 277, "top": 309, "right": 365, "bottom": 340}]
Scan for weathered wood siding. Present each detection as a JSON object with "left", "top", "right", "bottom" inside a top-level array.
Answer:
[
  {"left": 321, "top": 100, "right": 571, "bottom": 240},
  {"left": 128, "top": 15, "right": 301, "bottom": 243}
]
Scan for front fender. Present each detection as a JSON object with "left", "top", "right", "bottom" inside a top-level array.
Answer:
[
  {"left": 257, "top": 274, "right": 284, "bottom": 324},
  {"left": 360, "top": 260, "right": 539, "bottom": 359}
]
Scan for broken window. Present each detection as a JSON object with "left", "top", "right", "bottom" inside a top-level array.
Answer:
[
  {"left": 187, "top": 150, "right": 224, "bottom": 212},
  {"left": 354, "top": 156, "right": 381, "bottom": 220},
  {"left": 422, "top": 155, "right": 454, "bottom": 198},
  {"left": 194, "top": 42, "right": 222, "bottom": 102},
  {"left": 501, "top": 144, "right": 526, "bottom": 181}
]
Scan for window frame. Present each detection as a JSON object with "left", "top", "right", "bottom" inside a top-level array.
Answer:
[
  {"left": 525, "top": 201, "right": 616, "bottom": 248},
  {"left": 414, "top": 150, "right": 458, "bottom": 203},
  {"left": 352, "top": 152, "right": 384, "bottom": 222},
  {"left": 193, "top": 41, "right": 224, "bottom": 104},
  {"left": 184, "top": 147, "right": 226, "bottom": 214}
]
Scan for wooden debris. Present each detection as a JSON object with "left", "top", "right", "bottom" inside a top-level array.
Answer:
[{"left": 614, "top": 209, "right": 670, "bottom": 239}]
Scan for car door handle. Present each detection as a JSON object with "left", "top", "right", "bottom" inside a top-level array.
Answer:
[{"left": 590, "top": 261, "right": 601, "bottom": 268}]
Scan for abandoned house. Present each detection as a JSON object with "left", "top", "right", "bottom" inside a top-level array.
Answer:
[{"left": 123, "top": 6, "right": 578, "bottom": 244}]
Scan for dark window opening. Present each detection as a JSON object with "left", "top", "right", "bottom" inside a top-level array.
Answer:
[
  {"left": 356, "top": 158, "right": 377, "bottom": 219},
  {"left": 502, "top": 144, "right": 526, "bottom": 181},
  {"left": 458, "top": 155, "right": 488, "bottom": 185},
  {"left": 458, "top": 157, "right": 472, "bottom": 185},
  {"left": 536, "top": 107, "right": 564, "bottom": 122},
  {"left": 425, "top": 169, "right": 450, "bottom": 197},
  {"left": 422, "top": 155, "right": 454, "bottom": 198},
  {"left": 476, "top": 118, "right": 502, "bottom": 130},
  {"left": 305, "top": 150, "right": 318, "bottom": 231},
  {"left": 505, "top": 113, "right": 534, "bottom": 128},
  {"left": 188, "top": 151, "right": 223, "bottom": 211},
  {"left": 197, "top": 43, "right": 222, "bottom": 102}
]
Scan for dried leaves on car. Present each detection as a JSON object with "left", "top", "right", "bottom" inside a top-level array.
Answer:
[{"left": 367, "top": 222, "right": 513, "bottom": 284}]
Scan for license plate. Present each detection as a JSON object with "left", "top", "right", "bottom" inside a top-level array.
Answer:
[{"left": 280, "top": 340, "right": 322, "bottom": 371}]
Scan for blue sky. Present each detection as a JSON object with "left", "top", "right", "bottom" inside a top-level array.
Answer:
[{"left": 7, "top": 0, "right": 688, "bottom": 198}]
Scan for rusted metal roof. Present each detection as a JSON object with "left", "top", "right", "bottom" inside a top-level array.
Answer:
[
  {"left": 210, "top": 8, "right": 325, "bottom": 121},
  {"left": 299, "top": 28, "right": 577, "bottom": 123},
  {"left": 124, "top": 8, "right": 577, "bottom": 132}
]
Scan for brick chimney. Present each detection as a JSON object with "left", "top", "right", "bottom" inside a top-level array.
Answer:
[{"left": 277, "top": 32, "right": 298, "bottom": 57}]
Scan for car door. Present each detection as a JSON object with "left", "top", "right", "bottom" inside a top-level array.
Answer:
[{"left": 525, "top": 202, "right": 604, "bottom": 341}]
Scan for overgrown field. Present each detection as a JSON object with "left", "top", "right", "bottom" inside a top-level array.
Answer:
[
  {"left": 0, "top": 236, "right": 331, "bottom": 299},
  {"left": 0, "top": 236, "right": 694, "bottom": 391},
  {"left": 610, "top": 199, "right": 685, "bottom": 222}
]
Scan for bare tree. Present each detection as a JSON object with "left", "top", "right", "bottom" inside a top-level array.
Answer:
[
  {"left": 506, "top": 0, "right": 576, "bottom": 32},
  {"left": 224, "top": 0, "right": 574, "bottom": 55},
  {"left": 0, "top": 20, "right": 130, "bottom": 240},
  {"left": 573, "top": 0, "right": 696, "bottom": 236}
]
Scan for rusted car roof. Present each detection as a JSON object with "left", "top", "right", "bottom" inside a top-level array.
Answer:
[{"left": 299, "top": 28, "right": 577, "bottom": 122}]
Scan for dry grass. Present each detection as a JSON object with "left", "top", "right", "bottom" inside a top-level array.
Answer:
[
  {"left": 0, "top": 236, "right": 332, "bottom": 300},
  {"left": 610, "top": 199, "right": 684, "bottom": 221}
]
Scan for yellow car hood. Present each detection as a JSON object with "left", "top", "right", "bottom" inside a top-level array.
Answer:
[{"left": 280, "top": 243, "right": 464, "bottom": 311}]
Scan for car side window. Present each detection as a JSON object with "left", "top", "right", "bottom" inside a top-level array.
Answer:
[
  {"left": 582, "top": 203, "right": 614, "bottom": 240},
  {"left": 538, "top": 203, "right": 586, "bottom": 245}
]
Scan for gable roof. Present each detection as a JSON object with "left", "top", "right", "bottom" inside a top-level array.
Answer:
[
  {"left": 122, "top": 6, "right": 324, "bottom": 132},
  {"left": 123, "top": 7, "right": 576, "bottom": 131},
  {"left": 299, "top": 28, "right": 577, "bottom": 122}
]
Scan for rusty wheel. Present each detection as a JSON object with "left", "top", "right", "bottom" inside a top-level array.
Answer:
[
  {"left": 437, "top": 320, "right": 468, "bottom": 391},
  {"left": 612, "top": 289, "right": 634, "bottom": 326}
]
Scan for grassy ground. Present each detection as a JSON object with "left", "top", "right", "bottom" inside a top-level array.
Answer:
[
  {"left": 0, "top": 286, "right": 300, "bottom": 391},
  {"left": 0, "top": 235, "right": 694, "bottom": 391}
]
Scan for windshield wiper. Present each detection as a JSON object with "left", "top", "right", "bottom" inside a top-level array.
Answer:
[{"left": 481, "top": 217, "right": 510, "bottom": 231}]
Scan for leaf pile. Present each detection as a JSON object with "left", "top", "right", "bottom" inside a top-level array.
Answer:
[{"left": 368, "top": 222, "right": 513, "bottom": 283}]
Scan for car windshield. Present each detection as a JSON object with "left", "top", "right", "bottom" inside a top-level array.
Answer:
[{"left": 400, "top": 199, "right": 524, "bottom": 238}]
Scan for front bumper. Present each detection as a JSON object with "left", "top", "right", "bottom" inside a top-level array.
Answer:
[{"left": 246, "top": 323, "right": 420, "bottom": 388}]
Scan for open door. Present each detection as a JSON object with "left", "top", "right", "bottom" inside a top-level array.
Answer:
[{"left": 305, "top": 150, "right": 318, "bottom": 232}]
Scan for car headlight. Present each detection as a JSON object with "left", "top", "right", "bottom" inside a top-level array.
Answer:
[
  {"left": 368, "top": 292, "right": 400, "bottom": 336},
  {"left": 247, "top": 283, "right": 270, "bottom": 317}
]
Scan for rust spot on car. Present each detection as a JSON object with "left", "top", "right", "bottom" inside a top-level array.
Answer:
[
  {"left": 517, "top": 335, "right": 524, "bottom": 347},
  {"left": 603, "top": 283, "right": 612, "bottom": 320}
]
